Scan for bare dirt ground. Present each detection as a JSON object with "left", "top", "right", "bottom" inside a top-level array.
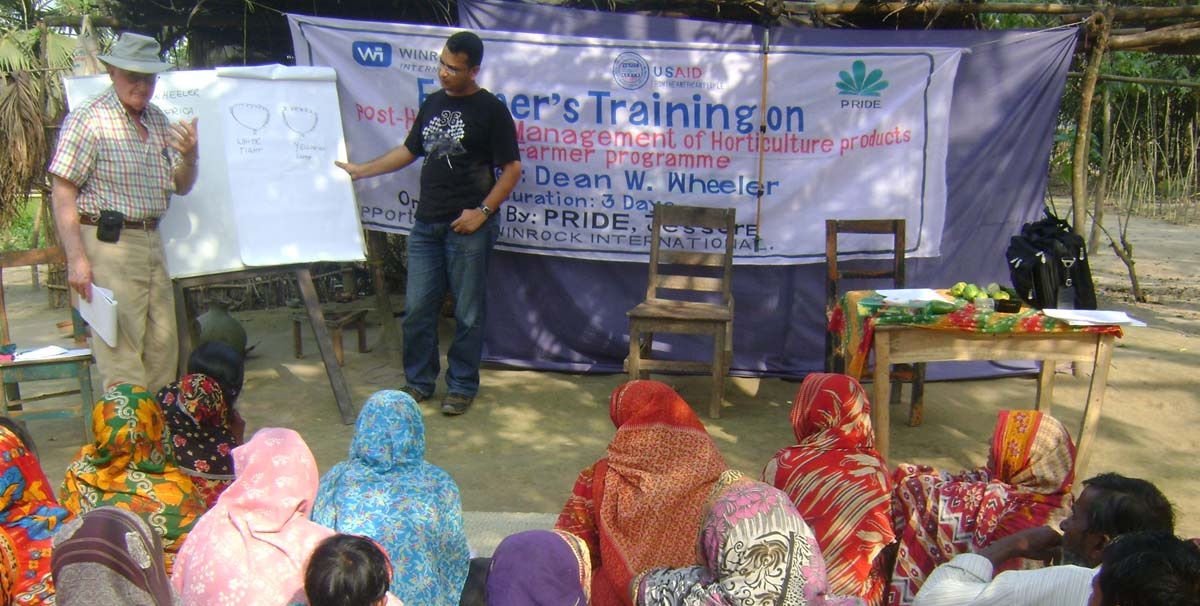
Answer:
[{"left": 11, "top": 213, "right": 1200, "bottom": 538}]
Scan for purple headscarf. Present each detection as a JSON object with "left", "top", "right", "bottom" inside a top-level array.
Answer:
[{"left": 487, "top": 530, "right": 591, "bottom": 606}]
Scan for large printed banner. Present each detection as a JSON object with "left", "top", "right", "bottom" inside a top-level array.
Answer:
[{"left": 289, "top": 15, "right": 961, "bottom": 264}]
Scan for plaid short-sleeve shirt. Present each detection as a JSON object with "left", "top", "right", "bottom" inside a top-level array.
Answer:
[{"left": 48, "top": 88, "right": 180, "bottom": 220}]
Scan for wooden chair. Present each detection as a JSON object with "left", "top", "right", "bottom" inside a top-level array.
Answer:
[
  {"left": 825, "top": 219, "right": 928, "bottom": 425},
  {"left": 0, "top": 247, "right": 94, "bottom": 441},
  {"left": 626, "top": 205, "right": 735, "bottom": 419}
]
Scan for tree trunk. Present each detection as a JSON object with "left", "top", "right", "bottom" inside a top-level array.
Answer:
[
  {"left": 1073, "top": 12, "right": 1112, "bottom": 234},
  {"left": 1109, "top": 233, "right": 1145, "bottom": 302},
  {"left": 1088, "top": 86, "right": 1112, "bottom": 255}
]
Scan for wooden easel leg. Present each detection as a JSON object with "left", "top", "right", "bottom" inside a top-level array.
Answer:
[
  {"left": 294, "top": 268, "right": 356, "bottom": 424},
  {"left": 366, "top": 231, "right": 403, "bottom": 368}
]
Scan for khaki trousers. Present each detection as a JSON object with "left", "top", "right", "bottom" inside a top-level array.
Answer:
[{"left": 80, "top": 224, "right": 178, "bottom": 393}]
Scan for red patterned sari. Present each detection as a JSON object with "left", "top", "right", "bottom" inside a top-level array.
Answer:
[
  {"left": 555, "top": 380, "right": 728, "bottom": 606},
  {"left": 886, "top": 409, "right": 1076, "bottom": 605},
  {"left": 762, "top": 373, "right": 894, "bottom": 606},
  {"left": 0, "top": 422, "right": 73, "bottom": 605}
]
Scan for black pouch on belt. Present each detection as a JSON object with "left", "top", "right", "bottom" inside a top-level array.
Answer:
[{"left": 96, "top": 210, "right": 124, "bottom": 243}]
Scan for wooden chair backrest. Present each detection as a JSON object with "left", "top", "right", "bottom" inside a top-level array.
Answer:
[
  {"left": 0, "top": 247, "right": 83, "bottom": 346},
  {"left": 825, "top": 219, "right": 906, "bottom": 313},
  {"left": 646, "top": 204, "right": 737, "bottom": 306}
]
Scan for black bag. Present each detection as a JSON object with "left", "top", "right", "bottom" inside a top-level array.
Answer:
[{"left": 1005, "top": 210, "right": 1097, "bottom": 310}]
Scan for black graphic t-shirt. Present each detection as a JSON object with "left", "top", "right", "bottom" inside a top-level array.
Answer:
[{"left": 403, "top": 88, "right": 520, "bottom": 223}]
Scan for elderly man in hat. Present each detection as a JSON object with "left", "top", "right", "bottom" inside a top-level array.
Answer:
[{"left": 49, "top": 32, "right": 199, "bottom": 392}]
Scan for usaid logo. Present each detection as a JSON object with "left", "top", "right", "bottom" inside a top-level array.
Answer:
[
  {"left": 352, "top": 41, "right": 391, "bottom": 67},
  {"left": 612, "top": 52, "right": 650, "bottom": 90}
]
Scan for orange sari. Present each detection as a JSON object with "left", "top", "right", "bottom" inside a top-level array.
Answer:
[
  {"left": 887, "top": 409, "right": 1076, "bottom": 605},
  {"left": 556, "top": 380, "right": 728, "bottom": 606},
  {"left": 60, "top": 384, "right": 207, "bottom": 575}
]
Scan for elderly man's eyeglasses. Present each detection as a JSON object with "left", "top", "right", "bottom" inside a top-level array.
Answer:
[
  {"left": 438, "top": 57, "right": 471, "bottom": 76},
  {"left": 123, "top": 70, "right": 157, "bottom": 84}
]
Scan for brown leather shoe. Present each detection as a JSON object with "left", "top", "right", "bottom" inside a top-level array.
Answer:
[
  {"left": 440, "top": 392, "right": 473, "bottom": 416},
  {"left": 399, "top": 385, "right": 430, "bottom": 403}
]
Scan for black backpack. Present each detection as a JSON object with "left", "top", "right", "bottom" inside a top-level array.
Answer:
[{"left": 1005, "top": 210, "right": 1097, "bottom": 310}]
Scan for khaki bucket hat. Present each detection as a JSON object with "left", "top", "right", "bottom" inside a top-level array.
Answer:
[{"left": 98, "top": 32, "right": 172, "bottom": 74}]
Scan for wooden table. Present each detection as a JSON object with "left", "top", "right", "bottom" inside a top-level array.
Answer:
[{"left": 871, "top": 325, "right": 1116, "bottom": 478}]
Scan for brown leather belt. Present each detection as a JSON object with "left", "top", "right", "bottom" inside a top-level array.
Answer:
[{"left": 79, "top": 214, "right": 160, "bottom": 230}]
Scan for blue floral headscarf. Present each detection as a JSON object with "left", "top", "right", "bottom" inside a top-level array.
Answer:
[{"left": 312, "top": 390, "right": 469, "bottom": 606}]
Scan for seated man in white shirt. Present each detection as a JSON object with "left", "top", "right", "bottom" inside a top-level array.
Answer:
[
  {"left": 1087, "top": 530, "right": 1200, "bottom": 606},
  {"left": 913, "top": 473, "right": 1175, "bottom": 606}
]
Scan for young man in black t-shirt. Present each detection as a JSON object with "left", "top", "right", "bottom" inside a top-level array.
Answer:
[{"left": 337, "top": 31, "right": 521, "bottom": 415}]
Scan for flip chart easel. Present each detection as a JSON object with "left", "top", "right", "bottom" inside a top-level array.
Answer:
[
  {"left": 173, "top": 266, "right": 356, "bottom": 424},
  {"left": 64, "top": 66, "right": 371, "bottom": 424}
]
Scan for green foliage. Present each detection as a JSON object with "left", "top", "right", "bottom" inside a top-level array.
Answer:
[
  {"left": 1055, "top": 46, "right": 1199, "bottom": 192},
  {"left": 0, "top": 195, "right": 39, "bottom": 253}
]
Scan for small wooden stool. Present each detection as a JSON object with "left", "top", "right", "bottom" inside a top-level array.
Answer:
[{"left": 291, "top": 309, "right": 370, "bottom": 366}]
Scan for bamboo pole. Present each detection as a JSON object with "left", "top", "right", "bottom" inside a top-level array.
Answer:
[
  {"left": 804, "top": 1, "right": 1087, "bottom": 16},
  {"left": 1110, "top": 26, "right": 1200, "bottom": 50},
  {"left": 796, "top": 1, "right": 1200, "bottom": 19},
  {"left": 1067, "top": 71, "right": 1200, "bottom": 90},
  {"left": 40, "top": 2, "right": 1200, "bottom": 29},
  {"left": 1088, "top": 85, "right": 1112, "bottom": 255},
  {"left": 1072, "top": 12, "right": 1111, "bottom": 235}
]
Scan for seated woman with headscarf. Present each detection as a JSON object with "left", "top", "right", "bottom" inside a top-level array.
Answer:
[
  {"left": 555, "top": 380, "right": 729, "bottom": 606},
  {"left": 762, "top": 373, "right": 894, "bottom": 606},
  {"left": 51, "top": 506, "right": 177, "bottom": 606},
  {"left": 458, "top": 529, "right": 592, "bottom": 606},
  {"left": 886, "top": 409, "right": 1076, "bottom": 606},
  {"left": 635, "top": 472, "right": 865, "bottom": 606},
  {"left": 60, "top": 384, "right": 207, "bottom": 575},
  {"left": 312, "top": 390, "right": 469, "bottom": 606},
  {"left": 171, "top": 428, "right": 401, "bottom": 606},
  {"left": 0, "top": 417, "right": 73, "bottom": 604},
  {"left": 156, "top": 341, "right": 246, "bottom": 508}
]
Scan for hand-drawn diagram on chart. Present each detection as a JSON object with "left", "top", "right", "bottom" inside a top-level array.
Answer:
[
  {"left": 214, "top": 65, "right": 364, "bottom": 267},
  {"left": 229, "top": 103, "right": 271, "bottom": 133},
  {"left": 282, "top": 105, "right": 318, "bottom": 136}
]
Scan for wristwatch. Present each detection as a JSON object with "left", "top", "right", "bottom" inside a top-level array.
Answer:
[{"left": 478, "top": 204, "right": 492, "bottom": 218}]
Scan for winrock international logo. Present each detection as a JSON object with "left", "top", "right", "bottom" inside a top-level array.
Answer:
[
  {"left": 352, "top": 41, "right": 391, "bottom": 67},
  {"left": 612, "top": 52, "right": 650, "bottom": 90},
  {"left": 836, "top": 60, "right": 888, "bottom": 97}
]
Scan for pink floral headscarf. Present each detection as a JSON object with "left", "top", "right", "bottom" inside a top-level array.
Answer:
[{"left": 170, "top": 428, "right": 332, "bottom": 606}]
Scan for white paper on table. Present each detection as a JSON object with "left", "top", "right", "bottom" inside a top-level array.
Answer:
[
  {"left": 876, "top": 288, "right": 953, "bottom": 306},
  {"left": 78, "top": 284, "right": 118, "bottom": 347},
  {"left": 14, "top": 345, "right": 69, "bottom": 361},
  {"left": 1042, "top": 309, "right": 1147, "bottom": 327}
]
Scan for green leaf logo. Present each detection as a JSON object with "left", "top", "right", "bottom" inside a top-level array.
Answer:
[{"left": 836, "top": 60, "right": 889, "bottom": 97}]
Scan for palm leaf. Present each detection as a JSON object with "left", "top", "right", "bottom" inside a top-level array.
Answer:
[
  {"left": 0, "top": 28, "right": 36, "bottom": 72},
  {"left": 43, "top": 30, "right": 78, "bottom": 69},
  {"left": 0, "top": 70, "right": 45, "bottom": 225}
]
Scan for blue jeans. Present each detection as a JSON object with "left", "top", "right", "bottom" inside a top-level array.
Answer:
[{"left": 403, "top": 218, "right": 499, "bottom": 397}]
